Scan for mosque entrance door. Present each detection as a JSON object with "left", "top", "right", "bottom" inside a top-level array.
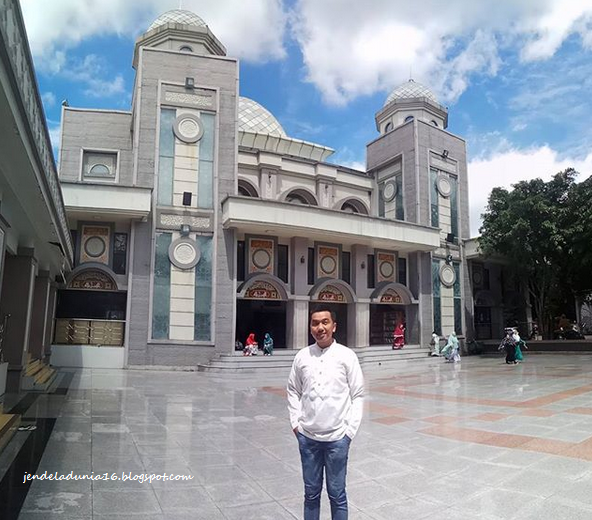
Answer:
[{"left": 236, "top": 299, "right": 287, "bottom": 349}]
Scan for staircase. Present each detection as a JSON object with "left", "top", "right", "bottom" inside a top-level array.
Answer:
[
  {"left": 198, "top": 344, "right": 439, "bottom": 373},
  {"left": 21, "top": 357, "right": 58, "bottom": 391}
]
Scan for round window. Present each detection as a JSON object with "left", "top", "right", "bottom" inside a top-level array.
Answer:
[
  {"left": 440, "top": 264, "right": 456, "bottom": 287},
  {"left": 173, "top": 114, "right": 204, "bottom": 143},
  {"left": 84, "top": 236, "right": 106, "bottom": 258},
  {"left": 168, "top": 238, "right": 201, "bottom": 270},
  {"left": 382, "top": 181, "right": 398, "bottom": 202}
]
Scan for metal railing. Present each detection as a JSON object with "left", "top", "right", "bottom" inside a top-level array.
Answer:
[{"left": 54, "top": 319, "right": 125, "bottom": 347}]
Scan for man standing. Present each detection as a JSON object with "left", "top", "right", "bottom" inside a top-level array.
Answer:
[{"left": 287, "top": 307, "right": 364, "bottom": 520}]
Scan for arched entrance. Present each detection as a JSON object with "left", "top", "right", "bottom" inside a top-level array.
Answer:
[
  {"left": 237, "top": 274, "right": 288, "bottom": 349},
  {"left": 369, "top": 283, "right": 416, "bottom": 345},
  {"left": 309, "top": 279, "right": 356, "bottom": 346},
  {"left": 55, "top": 266, "right": 126, "bottom": 346}
]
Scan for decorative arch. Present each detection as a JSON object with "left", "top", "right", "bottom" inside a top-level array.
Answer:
[
  {"left": 333, "top": 197, "right": 369, "bottom": 215},
  {"left": 66, "top": 264, "right": 119, "bottom": 291},
  {"left": 280, "top": 187, "right": 318, "bottom": 206},
  {"left": 370, "top": 282, "right": 415, "bottom": 305},
  {"left": 237, "top": 177, "right": 260, "bottom": 197},
  {"left": 237, "top": 273, "right": 289, "bottom": 301},
  {"left": 309, "top": 277, "right": 357, "bottom": 304}
]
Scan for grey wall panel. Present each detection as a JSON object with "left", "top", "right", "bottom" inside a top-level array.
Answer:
[
  {"left": 127, "top": 220, "right": 152, "bottom": 365},
  {"left": 59, "top": 110, "right": 133, "bottom": 185}
]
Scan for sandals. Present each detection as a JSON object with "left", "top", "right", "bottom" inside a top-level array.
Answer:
[{"left": 18, "top": 424, "right": 37, "bottom": 431}]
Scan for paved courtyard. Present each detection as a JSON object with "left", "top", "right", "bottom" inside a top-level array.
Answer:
[{"left": 3, "top": 355, "right": 592, "bottom": 519}]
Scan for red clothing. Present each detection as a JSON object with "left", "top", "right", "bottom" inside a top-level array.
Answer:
[{"left": 393, "top": 324, "right": 405, "bottom": 349}]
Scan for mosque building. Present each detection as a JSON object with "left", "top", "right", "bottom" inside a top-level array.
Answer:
[
  {"left": 46, "top": 8, "right": 490, "bottom": 369},
  {"left": 2, "top": 4, "right": 529, "bottom": 378}
]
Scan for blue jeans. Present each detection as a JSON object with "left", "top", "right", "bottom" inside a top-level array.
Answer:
[{"left": 297, "top": 432, "right": 351, "bottom": 520}]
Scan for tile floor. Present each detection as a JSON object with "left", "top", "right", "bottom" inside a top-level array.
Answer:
[{"left": 2, "top": 355, "right": 592, "bottom": 519}]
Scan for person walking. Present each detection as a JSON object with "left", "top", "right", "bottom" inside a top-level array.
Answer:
[
  {"left": 287, "top": 307, "right": 364, "bottom": 520},
  {"left": 430, "top": 331, "right": 440, "bottom": 356}
]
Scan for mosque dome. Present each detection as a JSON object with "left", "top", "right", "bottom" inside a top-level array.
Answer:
[
  {"left": 147, "top": 9, "right": 208, "bottom": 32},
  {"left": 238, "top": 97, "right": 287, "bottom": 137},
  {"left": 384, "top": 79, "right": 439, "bottom": 107}
]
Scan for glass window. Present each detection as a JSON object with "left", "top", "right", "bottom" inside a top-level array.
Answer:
[
  {"left": 450, "top": 175, "right": 459, "bottom": 239},
  {"left": 453, "top": 262, "right": 462, "bottom": 334},
  {"left": 404, "top": 115, "right": 414, "bottom": 123},
  {"left": 384, "top": 122, "right": 393, "bottom": 132},
  {"left": 430, "top": 168, "right": 439, "bottom": 227},
  {"left": 112, "top": 233, "right": 127, "bottom": 275},
  {"left": 278, "top": 244, "right": 289, "bottom": 283},
  {"left": 341, "top": 251, "right": 350, "bottom": 285},
  {"left": 432, "top": 259, "right": 441, "bottom": 334},
  {"left": 198, "top": 113, "right": 215, "bottom": 209},
  {"left": 152, "top": 233, "right": 172, "bottom": 339},
  {"left": 237, "top": 241, "right": 245, "bottom": 282},
  {"left": 367, "top": 254, "right": 375, "bottom": 289},
  {"left": 398, "top": 257, "right": 407, "bottom": 286},
  {"left": 483, "top": 268, "right": 490, "bottom": 290},
  {"left": 395, "top": 174, "right": 404, "bottom": 220},
  {"left": 194, "top": 236, "right": 213, "bottom": 341},
  {"left": 157, "top": 109, "right": 176, "bottom": 206},
  {"left": 82, "top": 151, "right": 117, "bottom": 181},
  {"left": 431, "top": 120, "right": 439, "bottom": 127},
  {"left": 308, "top": 248, "right": 314, "bottom": 285}
]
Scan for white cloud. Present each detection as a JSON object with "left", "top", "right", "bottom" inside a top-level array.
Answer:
[
  {"left": 41, "top": 92, "right": 56, "bottom": 108},
  {"left": 291, "top": 0, "right": 592, "bottom": 105},
  {"left": 468, "top": 145, "right": 592, "bottom": 236},
  {"left": 21, "top": 0, "right": 286, "bottom": 65}
]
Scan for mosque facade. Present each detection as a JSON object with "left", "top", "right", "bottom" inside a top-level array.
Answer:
[{"left": 52, "top": 9, "right": 489, "bottom": 368}]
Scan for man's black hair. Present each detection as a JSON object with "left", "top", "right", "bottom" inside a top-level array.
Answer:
[{"left": 309, "top": 305, "right": 337, "bottom": 323}]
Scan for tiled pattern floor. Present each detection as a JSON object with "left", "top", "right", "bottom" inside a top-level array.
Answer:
[{"left": 4, "top": 355, "right": 592, "bottom": 519}]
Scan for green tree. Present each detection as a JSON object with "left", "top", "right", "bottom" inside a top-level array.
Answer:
[{"left": 478, "top": 169, "right": 577, "bottom": 338}]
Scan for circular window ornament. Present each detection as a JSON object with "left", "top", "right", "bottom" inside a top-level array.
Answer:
[
  {"left": 382, "top": 181, "right": 398, "bottom": 202},
  {"left": 84, "top": 236, "right": 106, "bottom": 258},
  {"left": 436, "top": 175, "right": 452, "bottom": 198},
  {"left": 439, "top": 264, "right": 456, "bottom": 287},
  {"left": 168, "top": 238, "right": 201, "bottom": 270},
  {"left": 173, "top": 114, "right": 204, "bottom": 143},
  {"left": 252, "top": 248, "right": 272, "bottom": 270},
  {"left": 473, "top": 270, "right": 483, "bottom": 285},
  {"left": 320, "top": 255, "right": 337, "bottom": 275},
  {"left": 379, "top": 261, "right": 394, "bottom": 279}
]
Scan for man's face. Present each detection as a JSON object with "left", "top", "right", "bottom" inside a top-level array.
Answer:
[{"left": 310, "top": 311, "right": 336, "bottom": 348}]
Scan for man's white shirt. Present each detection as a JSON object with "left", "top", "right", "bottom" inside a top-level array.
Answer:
[{"left": 287, "top": 341, "right": 364, "bottom": 442}]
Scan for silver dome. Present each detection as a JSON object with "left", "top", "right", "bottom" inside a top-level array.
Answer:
[
  {"left": 147, "top": 10, "right": 207, "bottom": 32},
  {"left": 238, "top": 97, "right": 286, "bottom": 137},
  {"left": 384, "top": 79, "right": 439, "bottom": 107}
]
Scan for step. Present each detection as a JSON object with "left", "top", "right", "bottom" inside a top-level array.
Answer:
[
  {"left": 198, "top": 345, "right": 436, "bottom": 372},
  {"left": 0, "top": 414, "right": 21, "bottom": 453},
  {"left": 24, "top": 359, "right": 43, "bottom": 377}
]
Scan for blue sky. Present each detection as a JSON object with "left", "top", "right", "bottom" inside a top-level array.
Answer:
[{"left": 22, "top": 0, "right": 592, "bottom": 236}]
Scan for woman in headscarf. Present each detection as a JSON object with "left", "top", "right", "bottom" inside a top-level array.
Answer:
[
  {"left": 244, "top": 333, "right": 258, "bottom": 356},
  {"left": 498, "top": 327, "right": 517, "bottom": 364},
  {"left": 263, "top": 333, "right": 274, "bottom": 356},
  {"left": 513, "top": 328, "right": 528, "bottom": 362},
  {"left": 442, "top": 332, "right": 460, "bottom": 363},
  {"left": 392, "top": 322, "right": 405, "bottom": 349}
]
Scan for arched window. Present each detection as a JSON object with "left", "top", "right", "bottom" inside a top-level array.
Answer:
[
  {"left": 340, "top": 200, "right": 369, "bottom": 215},
  {"left": 237, "top": 179, "right": 259, "bottom": 197},
  {"left": 285, "top": 189, "right": 317, "bottom": 206},
  {"left": 404, "top": 115, "right": 414, "bottom": 123},
  {"left": 384, "top": 122, "right": 393, "bottom": 133},
  {"left": 179, "top": 45, "right": 193, "bottom": 53},
  {"left": 431, "top": 120, "right": 439, "bottom": 127}
]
